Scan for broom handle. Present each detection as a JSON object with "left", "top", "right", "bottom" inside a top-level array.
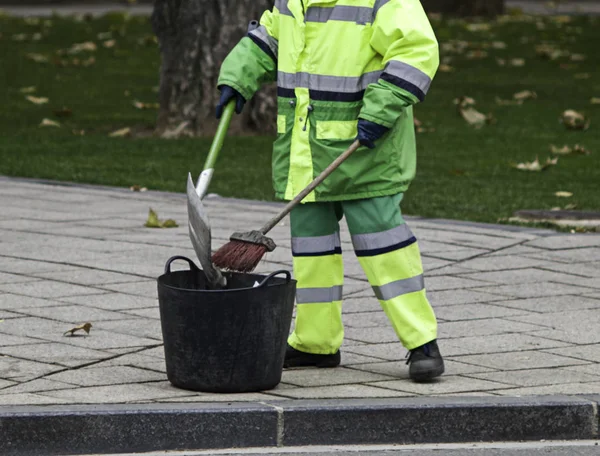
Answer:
[{"left": 259, "top": 140, "right": 361, "bottom": 235}]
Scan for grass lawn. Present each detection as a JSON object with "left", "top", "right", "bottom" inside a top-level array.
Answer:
[{"left": 0, "top": 11, "right": 599, "bottom": 225}]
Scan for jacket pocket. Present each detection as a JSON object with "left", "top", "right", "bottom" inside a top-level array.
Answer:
[{"left": 316, "top": 120, "right": 358, "bottom": 140}]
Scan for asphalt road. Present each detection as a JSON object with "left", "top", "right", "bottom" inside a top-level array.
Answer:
[{"left": 84, "top": 441, "right": 600, "bottom": 456}]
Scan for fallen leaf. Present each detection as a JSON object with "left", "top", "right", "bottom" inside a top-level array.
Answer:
[
  {"left": 72, "top": 129, "right": 85, "bottom": 136},
  {"left": 63, "top": 322, "right": 92, "bottom": 337},
  {"left": 513, "top": 90, "right": 537, "bottom": 101},
  {"left": 570, "top": 54, "right": 586, "bottom": 62},
  {"left": 496, "top": 58, "right": 506, "bottom": 67},
  {"left": 550, "top": 144, "right": 591, "bottom": 155},
  {"left": 32, "top": 33, "right": 42, "bottom": 41},
  {"left": 564, "top": 203, "right": 578, "bottom": 210},
  {"left": 133, "top": 100, "right": 159, "bottom": 110},
  {"left": 53, "top": 107, "right": 73, "bottom": 118},
  {"left": 81, "top": 56, "right": 96, "bottom": 67},
  {"left": 97, "top": 31, "right": 112, "bottom": 40},
  {"left": 591, "top": 98, "right": 600, "bottom": 105},
  {"left": 12, "top": 33, "right": 28, "bottom": 41},
  {"left": 19, "top": 86, "right": 37, "bottom": 94},
  {"left": 103, "top": 39, "right": 117, "bottom": 48},
  {"left": 130, "top": 185, "right": 148, "bottom": 192},
  {"left": 145, "top": 208, "right": 178, "bottom": 229},
  {"left": 68, "top": 41, "right": 97, "bottom": 54},
  {"left": 555, "top": 191, "right": 573, "bottom": 198},
  {"left": 26, "top": 96, "right": 49, "bottom": 105},
  {"left": 492, "top": 41, "right": 507, "bottom": 49},
  {"left": 26, "top": 53, "right": 48, "bottom": 63},
  {"left": 574, "top": 73, "right": 591, "bottom": 80},
  {"left": 495, "top": 97, "right": 523, "bottom": 106},
  {"left": 454, "top": 96, "right": 495, "bottom": 128},
  {"left": 438, "top": 64, "right": 454, "bottom": 73},
  {"left": 109, "top": 127, "right": 131, "bottom": 137},
  {"left": 465, "top": 50, "right": 488, "bottom": 60},
  {"left": 24, "top": 17, "right": 40, "bottom": 26},
  {"left": 466, "top": 23, "right": 491, "bottom": 32},
  {"left": 536, "top": 44, "right": 567, "bottom": 60},
  {"left": 560, "top": 63, "right": 577, "bottom": 70},
  {"left": 510, "top": 156, "right": 558, "bottom": 172},
  {"left": 561, "top": 110, "right": 590, "bottom": 130},
  {"left": 40, "top": 118, "right": 60, "bottom": 127},
  {"left": 161, "top": 121, "right": 191, "bottom": 139},
  {"left": 510, "top": 58, "right": 526, "bottom": 67}
]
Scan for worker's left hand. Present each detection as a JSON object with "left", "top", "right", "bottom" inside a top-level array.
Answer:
[
  {"left": 216, "top": 85, "right": 246, "bottom": 119},
  {"left": 356, "top": 119, "right": 390, "bottom": 149}
]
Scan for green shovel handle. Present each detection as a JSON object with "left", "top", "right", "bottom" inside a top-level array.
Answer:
[{"left": 204, "top": 100, "right": 235, "bottom": 170}]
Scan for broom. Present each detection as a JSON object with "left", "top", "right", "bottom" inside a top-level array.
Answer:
[{"left": 212, "top": 140, "right": 361, "bottom": 273}]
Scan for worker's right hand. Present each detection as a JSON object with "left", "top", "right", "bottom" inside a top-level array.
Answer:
[
  {"left": 356, "top": 119, "right": 390, "bottom": 149},
  {"left": 216, "top": 85, "right": 246, "bottom": 119}
]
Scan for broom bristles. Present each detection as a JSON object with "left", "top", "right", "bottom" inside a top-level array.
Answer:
[{"left": 212, "top": 240, "right": 268, "bottom": 273}]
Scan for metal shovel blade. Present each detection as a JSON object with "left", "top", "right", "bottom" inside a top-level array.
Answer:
[{"left": 186, "top": 173, "right": 226, "bottom": 289}]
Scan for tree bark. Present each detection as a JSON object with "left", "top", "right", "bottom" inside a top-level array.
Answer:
[
  {"left": 151, "top": 0, "right": 276, "bottom": 137},
  {"left": 422, "top": 0, "right": 504, "bottom": 17}
]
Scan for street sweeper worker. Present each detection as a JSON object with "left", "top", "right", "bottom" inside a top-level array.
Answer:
[{"left": 216, "top": 0, "right": 444, "bottom": 382}]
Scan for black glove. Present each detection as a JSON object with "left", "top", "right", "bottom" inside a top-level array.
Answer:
[
  {"left": 215, "top": 86, "right": 246, "bottom": 119},
  {"left": 356, "top": 119, "right": 390, "bottom": 149}
]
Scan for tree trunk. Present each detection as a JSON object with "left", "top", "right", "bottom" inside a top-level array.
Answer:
[
  {"left": 422, "top": 0, "right": 504, "bottom": 17},
  {"left": 151, "top": 0, "right": 276, "bottom": 137}
]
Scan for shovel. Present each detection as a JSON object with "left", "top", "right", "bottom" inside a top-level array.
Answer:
[{"left": 186, "top": 101, "right": 235, "bottom": 289}]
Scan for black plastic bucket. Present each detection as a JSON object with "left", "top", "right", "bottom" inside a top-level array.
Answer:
[{"left": 157, "top": 256, "right": 296, "bottom": 393}]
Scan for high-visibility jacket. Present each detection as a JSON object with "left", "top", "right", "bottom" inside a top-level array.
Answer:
[{"left": 218, "top": 0, "right": 439, "bottom": 202}]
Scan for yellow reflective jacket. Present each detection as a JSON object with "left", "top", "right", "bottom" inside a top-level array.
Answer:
[{"left": 219, "top": 0, "right": 439, "bottom": 202}]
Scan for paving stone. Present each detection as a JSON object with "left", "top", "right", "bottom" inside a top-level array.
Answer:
[
  {"left": 98, "top": 351, "right": 166, "bottom": 371},
  {"left": 0, "top": 333, "right": 43, "bottom": 347},
  {"left": 504, "top": 308, "right": 600, "bottom": 332},
  {"left": 32, "top": 269, "right": 144, "bottom": 286},
  {"left": 0, "top": 272, "right": 40, "bottom": 285},
  {"left": 0, "top": 316, "right": 89, "bottom": 341},
  {"left": 524, "top": 247, "right": 600, "bottom": 264},
  {"left": 0, "top": 294, "right": 67, "bottom": 310},
  {"left": 492, "top": 382, "right": 600, "bottom": 396},
  {"left": 0, "top": 342, "right": 109, "bottom": 367},
  {"left": 99, "top": 281, "right": 158, "bottom": 299},
  {"left": 457, "top": 268, "right": 586, "bottom": 286},
  {"left": 536, "top": 261, "right": 600, "bottom": 278},
  {"left": 485, "top": 245, "right": 546, "bottom": 257},
  {"left": 337, "top": 352, "right": 387, "bottom": 366},
  {"left": 466, "top": 367, "right": 599, "bottom": 388},
  {"left": 59, "top": 328, "right": 161, "bottom": 350},
  {"left": 0, "top": 378, "right": 74, "bottom": 395},
  {"left": 40, "top": 382, "right": 191, "bottom": 403},
  {"left": 525, "top": 235, "right": 600, "bottom": 250},
  {"left": 452, "top": 350, "right": 589, "bottom": 371},
  {"left": 562, "top": 363, "right": 600, "bottom": 376},
  {"left": 349, "top": 359, "right": 493, "bottom": 378},
  {"left": 46, "top": 365, "right": 164, "bottom": 386},
  {"left": 421, "top": 257, "right": 454, "bottom": 271},
  {"left": 282, "top": 367, "right": 394, "bottom": 387},
  {"left": 410, "top": 229, "right": 520, "bottom": 250},
  {"left": 439, "top": 318, "right": 545, "bottom": 339},
  {"left": 0, "top": 309, "right": 29, "bottom": 319},
  {"left": 340, "top": 297, "right": 381, "bottom": 314},
  {"left": 154, "top": 392, "right": 283, "bottom": 403},
  {"left": 545, "top": 345, "right": 600, "bottom": 363},
  {"left": 0, "top": 357, "right": 64, "bottom": 382},
  {"left": 489, "top": 295, "right": 600, "bottom": 314},
  {"left": 433, "top": 303, "right": 531, "bottom": 321},
  {"left": 0, "top": 378, "right": 16, "bottom": 388},
  {"left": 453, "top": 256, "right": 548, "bottom": 272},
  {"left": 94, "top": 319, "right": 163, "bottom": 341},
  {"left": 471, "top": 282, "right": 595, "bottom": 299},
  {"left": 551, "top": 276, "right": 600, "bottom": 290},
  {"left": 367, "top": 376, "right": 511, "bottom": 395},
  {"left": 120, "top": 307, "right": 160, "bottom": 320},
  {"left": 345, "top": 326, "right": 399, "bottom": 344},
  {"left": 343, "top": 312, "right": 394, "bottom": 328},
  {"left": 427, "top": 265, "right": 479, "bottom": 277},
  {"left": 59, "top": 292, "right": 157, "bottom": 310},
  {"left": 18, "top": 304, "right": 133, "bottom": 323},
  {"left": 270, "top": 384, "right": 414, "bottom": 399},
  {"left": 438, "top": 333, "right": 570, "bottom": 357},
  {"left": 0, "top": 280, "right": 102, "bottom": 299},
  {"left": 426, "top": 289, "right": 508, "bottom": 306},
  {"left": 0, "top": 392, "right": 72, "bottom": 405},
  {"left": 425, "top": 275, "right": 490, "bottom": 291},
  {"left": 422, "top": 248, "right": 490, "bottom": 261},
  {"left": 532, "top": 327, "right": 600, "bottom": 345},
  {"left": 344, "top": 342, "right": 410, "bottom": 361}
]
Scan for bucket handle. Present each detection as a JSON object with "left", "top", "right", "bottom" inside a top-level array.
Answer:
[
  {"left": 257, "top": 270, "right": 292, "bottom": 288},
  {"left": 164, "top": 255, "right": 200, "bottom": 274}
]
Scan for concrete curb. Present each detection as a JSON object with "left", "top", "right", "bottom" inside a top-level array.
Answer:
[{"left": 1, "top": 396, "right": 598, "bottom": 455}]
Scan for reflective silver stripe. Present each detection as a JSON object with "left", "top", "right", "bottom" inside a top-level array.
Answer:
[
  {"left": 292, "top": 233, "right": 341, "bottom": 255},
  {"left": 305, "top": 6, "right": 372, "bottom": 24},
  {"left": 248, "top": 26, "right": 278, "bottom": 57},
  {"left": 297, "top": 286, "right": 344, "bottom": 304},
  {"left": 373, "top": 275, "right": 425, "bottom": 301},
  {"left": 351, "top": 224, "right": 414, "bottom": 252},
  {"left": 275, "top": 0, "right": 293, "bottom": 16},
  {"left": 373, "top": 0, "right": 391, "bottom": 18},
  {"left": 278, "top": 71, "right": 381, "bottom": 93},
  {"left": 384, "top": 60, "right": 432, "bottom": 95}
]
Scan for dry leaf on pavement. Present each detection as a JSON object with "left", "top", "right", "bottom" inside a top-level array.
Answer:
[
  {"left": 63, "top": 322, "right": 93, "bottom": 337},
  {"left": 109, "top": 127, "right": 131, "bottom": 137},
  {"left": 561, "top": 110, "right": 590, "bottom": 130},
  {"left": 513, "top": 90, "right": 537, "bottom": 101},
  {"left": 26, "top": 96, "right": 49, "bottom": 105},
  {"left": 130, "top": 185, "right": 148, "bottom": 192},
  {"left": 550, "top": 144, "right": 591, "bottom": 155},
  {"left": 554, "top": 191, "right": 573, "bottom": 198},
  {"left": 510, "top": 156, "right": 558, "bottom": 172},
  {"left": 145, "top": 208, "right": 178, "bottom": 229},
  {"left": 40, "top": 118, "right": 61, "bottom": 127}
]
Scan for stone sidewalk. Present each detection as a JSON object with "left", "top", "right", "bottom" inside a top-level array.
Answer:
[{"left": 1, "top": 176, "right": 599, "bottom": 406}]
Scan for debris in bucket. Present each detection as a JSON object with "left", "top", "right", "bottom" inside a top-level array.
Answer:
[
  {"left": 145, "top": 208, "right": 178, "bottom": 228},
  {"left": 63, "top": 322, "right": 93, "bottom": 337},
  {"left": 253, "top": 281, "right": 260, "bottom": 288}
]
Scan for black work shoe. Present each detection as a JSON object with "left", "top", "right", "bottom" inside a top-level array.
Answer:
[
  {"left": 283, "top": 344, "right": 341, "bottom": 368},
  {"left": 406, "top": 340, "right": 445, "bottom": 382}
]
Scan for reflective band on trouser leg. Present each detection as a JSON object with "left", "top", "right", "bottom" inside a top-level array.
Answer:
[
  {"left": 343, "top": 196, "right": 437, "bottom": 350},
  {"left": 288, "top": 203, "right": 344, "bottom": 355}
]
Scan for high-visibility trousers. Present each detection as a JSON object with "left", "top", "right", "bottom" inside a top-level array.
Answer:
[{"left": 287, "top": 193, "right": 438, "bottom": 355}]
